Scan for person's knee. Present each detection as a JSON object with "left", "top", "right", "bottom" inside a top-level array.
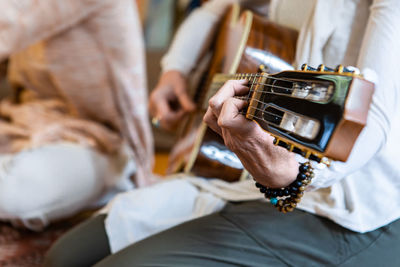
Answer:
[{"left": 0, "top": 144, "right": 108, "bottom": 229}]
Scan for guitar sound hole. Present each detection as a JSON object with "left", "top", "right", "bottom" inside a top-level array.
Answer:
[{"left": 200, "top": 141, "right": 243, "bottom": 169}]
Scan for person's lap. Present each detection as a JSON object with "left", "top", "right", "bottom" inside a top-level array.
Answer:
[
  {"left": 0, "top": 143, "right": 132, "bottom": 230},
  {"left": 45, "top": 200, "right": 400, "bottom": 266}
]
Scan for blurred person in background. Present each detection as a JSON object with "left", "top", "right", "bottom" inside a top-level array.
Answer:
[
  {"left": 149, "top": 0, "right": 268, "bottom": 131},
  {"left": 0, "top": 0, "right": 154, "bottom": 231}
]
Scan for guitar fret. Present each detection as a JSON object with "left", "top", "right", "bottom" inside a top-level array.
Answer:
[{"left": 246, "top": 74, "right": 267, "bottom": 121}]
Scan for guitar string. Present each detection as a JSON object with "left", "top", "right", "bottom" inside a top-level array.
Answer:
[
  {"left": 228, "top": 73, "right": 336, "bottom": 85},
  {"left": 233, "top": 97, "right": 321, "bottom": 130},
  {"left": 205, "top": 74, "right": 326, "bottom": 154},
  {"left": 238, "top": 111, "right": 282, "bottom": 124},
  {"left": 208, "top": 73, "right": 330, "bottom": 122},
  {"left": 237, "top": 111, "right": 298, "bottom": 140},
  {"left": 212, "top": 80, "right": 330, "bottom": 93},
  {"left": 233, "top": 96, "right": 286, "bottom": 120},
  {"left": 232, "top": 96, "right": 319, "bottom": 119},
  {"left": 216, "top": 72, "right": 331, "bottom": 91},
  {"left": 253, "top": 82, "right": 329, "bottom": 93},
  {"left": 243, "top": 106, "right": 285, "bottom": 121},
  {"left": 234, "top": 88, "right": 330, "bottom": 101},
  {"left": 210, "top": 76, "right": 330, "bottom": 102},
  {"left": 237, "top": 108, "right": 315, "bottom": 139},
  {"left": 231, "top": 72, "right": 338, "bottom": 83},
  {"left": 238, "top": 111, "right": 282, "bottom": 127}
]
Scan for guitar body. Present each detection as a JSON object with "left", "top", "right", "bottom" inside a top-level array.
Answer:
[{"left": 167, "top": 5, "right": 298, "bottom": 181}]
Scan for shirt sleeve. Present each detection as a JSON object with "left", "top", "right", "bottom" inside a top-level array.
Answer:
[
  {"left": 308, "top": 0, "right": 400, "bottom": 189},
  {"left": 160, "top": 0, "right": 234, "bottom": 75},
  {"left": 161, "top": 0, "right": 268, "bottom": 75}
]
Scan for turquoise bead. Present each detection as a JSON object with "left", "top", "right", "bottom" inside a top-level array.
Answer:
[{"left": 270, "top": 198, "right": 278, "bottom": 206}]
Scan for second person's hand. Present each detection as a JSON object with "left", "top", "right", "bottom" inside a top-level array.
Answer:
[{"left": 149, "top": 70, "right": 196, "bottom": 131}]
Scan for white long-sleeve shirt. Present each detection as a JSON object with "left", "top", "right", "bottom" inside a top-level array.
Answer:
[
  {"left": 161, "top": 0, "right": 400, "bottom": 232},
  {"left": 104, "top": 1, "right": 400, "bottom": 252}
]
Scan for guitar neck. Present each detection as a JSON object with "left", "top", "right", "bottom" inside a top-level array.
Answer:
[{"left": 202, "top": 73, "right": 260, "bottom": 110}]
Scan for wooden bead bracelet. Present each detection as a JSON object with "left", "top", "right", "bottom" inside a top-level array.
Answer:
[{"left": 255, "top": 162, "right": 314, "bottom": 213}]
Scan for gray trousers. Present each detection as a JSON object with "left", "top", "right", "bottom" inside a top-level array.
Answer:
[{"left": 44, "top": 201, "right": 400, "bottom": 267}]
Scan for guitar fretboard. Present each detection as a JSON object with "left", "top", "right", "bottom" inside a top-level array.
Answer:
[{"left": 202, "top": 73, "right": 263, "bottom": 110}]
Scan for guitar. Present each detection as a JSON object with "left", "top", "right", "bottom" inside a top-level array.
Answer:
[{"left": 167, "top": 5, "right": 374, "bottom": 182}]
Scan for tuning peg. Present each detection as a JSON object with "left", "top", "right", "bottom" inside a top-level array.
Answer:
[
  {"left": 317, "top": 64, "right": 325, "bottom": 71},
  {"left": 317, "top": 64, "right": 335, "bottom": 72},
  {"left": 335, "top": 65, "right": 344, "bottom": 73},
  {"left": 301, "top": 64, "right": 317, "bottom": 71},
  {"left": 343, "top": 66, "right": 360, "bottom": 74},
  {"left": 258, "top": 64, "right": 269, "bottom": 73},
  {"left": 301, "top": 64, "right": 336, "bottom": 72},
  {"left": 335, "top": 65, "right": 360, "bottom": 74}
]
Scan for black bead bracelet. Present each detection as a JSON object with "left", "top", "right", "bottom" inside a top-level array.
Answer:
[{"left": 255, "top": 162, "right": 314, "bottom": 213}]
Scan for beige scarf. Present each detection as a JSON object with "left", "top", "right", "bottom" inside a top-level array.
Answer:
[{"left": 0, "top": 0, "right": 154, "bottom": 186}]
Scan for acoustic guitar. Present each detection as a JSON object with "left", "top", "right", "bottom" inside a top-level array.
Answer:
[{"left": 167, "top": 4, "right": 374, "bottom": 182}]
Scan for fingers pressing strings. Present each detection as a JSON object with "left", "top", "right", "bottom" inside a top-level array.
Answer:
[
  {"left": 208, "top": 79, "right": 249, "bottom": 118},
  {"left": 203, "top": 108, "right": 222, "bottom": 136},
  {"left": 217, "top": 97, "right": 249, "bottom": 130}
]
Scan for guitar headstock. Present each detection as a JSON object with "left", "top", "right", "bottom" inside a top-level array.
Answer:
[{"left": 245, "top": 64, "right": 375, "bottom": 163}]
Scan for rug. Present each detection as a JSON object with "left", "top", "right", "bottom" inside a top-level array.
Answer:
[{"left": 0, "top": 214, "right": 90, "bottom": 267}]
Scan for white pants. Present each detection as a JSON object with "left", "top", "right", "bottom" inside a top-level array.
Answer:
[{"left": 0, "top": 143, "right": 134, "bottom": 231}]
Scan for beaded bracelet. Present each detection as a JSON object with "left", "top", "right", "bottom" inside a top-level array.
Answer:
[{"left": 255, "top": 162, "right": 314, "bottom": 213}]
